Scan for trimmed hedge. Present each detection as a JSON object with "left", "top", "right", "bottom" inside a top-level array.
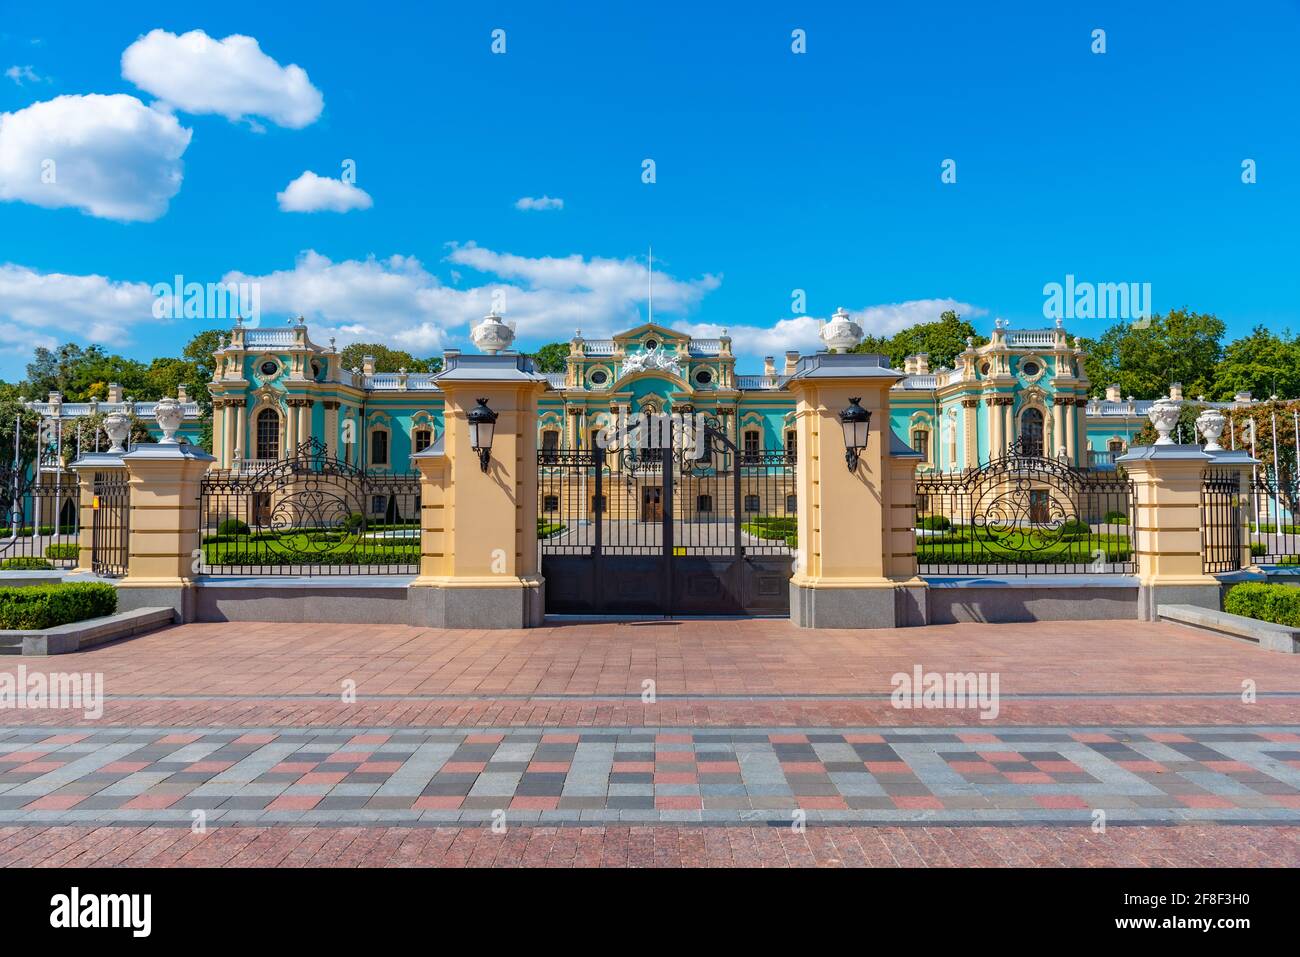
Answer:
[
  {"left": 0, "top": 582, "right": 117, "bottom": 630},
  {"left": 217, "top": 518, "right": 250, "bottom": 535},
  {"left": 1223, "top": 583, "right": 1300, "bottom": 627},
  {"left": 0, "top": 557, "right": 54, "bottom": 570},
  {"left": 917, "top": 515, "right": 951, "bottom": 531},
  {"left": 44, "top": 544, "right": 79, "bottom": 562}
]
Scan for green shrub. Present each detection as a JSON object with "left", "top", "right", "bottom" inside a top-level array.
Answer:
[
  {"left": 343, "top": 512, "right": 365, "bottom": 532},
  {"left": 917, "top": 515, "right": 951, "bottom": 531},
  {"left": 1223, "top": 583, "right": 1300, "bottom": 627},
  {"left": 216, "top": 518, "right": 250, "bottom": 535},
  {"left": 784, "top": 533, "right": 797, "bottom": 548},
  {"left": 44, "top": 544, "right": 79, "bottom": 562},
  {"left": 1102, "top": 510, "right": 1129, "bottom": 524},
  {"left": 1250, "top": 541, "right": 1267, "bottom": 557},
  {"left": 0, "top": 557, "right": 54, "bottom": 571},
  {"left": 1059, "top": 518, "right": 1092, "bottom": 537},
  {"left": 537, "top": 522, "right": 566, "bottom": 539},
  {"left": 0, "top": 582, "right": 117, "bottom": 630}
]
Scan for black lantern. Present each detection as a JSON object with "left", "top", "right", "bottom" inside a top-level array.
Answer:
[
  {"left": 839, "top": 396, "right": 871, "bottom": 472},
  {"left": 467, "top": 397, "right": 498, "bottom": 472}
]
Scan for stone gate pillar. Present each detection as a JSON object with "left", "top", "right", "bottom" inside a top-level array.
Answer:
[
  {"left": 786, "top": 353, "right": 925, "bottom": 629},
  {"left": 1116, "top": 444, "right": 1221, "bottom": 620},
  {"left": 408, "top": 353, "right": 549, "bottom": 628},
  {"left": 117, "top": 399, "right": 215, "bottom": 620}
]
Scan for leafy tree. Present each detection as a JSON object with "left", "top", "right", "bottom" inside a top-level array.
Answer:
[
  {"left": 337, "top": 343, "right": 440, "bottom": 374},
  {"left": 0, "top": 382, "right": 41, "bottom": 471},
  {"left": 852, "top": 310, "right": 986, "bottom": 370},
  {"left": 529, "top": 342, "right": 569, "bottom": 373},
  {"left": 1079, "top": 309, "right": 1224, "bottom": 399},
  {"left": 1227, "top": 399, "right": 1300, "bottom": 518},
  {"left": 1212, "top": 325, "right": 1300, "bottom": 401}
]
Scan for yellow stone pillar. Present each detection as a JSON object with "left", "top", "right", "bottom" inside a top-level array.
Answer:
[
  {"left": 1117, "top": 444, "right": 1222, "bottom": 620},
  {"left": 408, "top": 353, "right": 549, "bottom": 628},
  {"left": 786, "top": 353, "right": 925, "bottom": 628},
  {"left": 118, "top": 440, "right": 215, "bottom": 621}
]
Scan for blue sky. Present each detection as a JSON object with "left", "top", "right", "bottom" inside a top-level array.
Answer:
[{"left": 1, "top": 0, "right": 1297, "bottom": 381}]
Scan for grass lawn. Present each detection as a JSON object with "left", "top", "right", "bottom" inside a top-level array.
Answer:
[{"left": 917, "top": 524, "right": 1132, "bottom": 563}]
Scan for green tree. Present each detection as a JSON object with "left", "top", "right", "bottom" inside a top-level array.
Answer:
[
  {"left": 337, "top": 343, "right": 440, "bottom": 373},
  {"left": 529, "top": 342, "right": 569, "bottom": 373},
  {"left": 852, "top": 310, "right": 986, "bottom": 370},
  {"left": 1212, "top": 325, "right": 1300, "bottom": 401},
  {"left": 1080, "top": 309, "right": 1224, "bottom": 399},
  {"left": 0, "top": 382, "right": 41, "bottom": 470}
]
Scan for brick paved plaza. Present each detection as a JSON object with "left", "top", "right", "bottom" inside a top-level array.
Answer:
[{"left": 3, "top": 617, "right": 1300, "bottom": 867}]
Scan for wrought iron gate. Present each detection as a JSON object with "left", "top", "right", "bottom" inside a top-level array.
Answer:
[
  {"left": 0, "top": 467, "right": 81, "bottom": 570},
  {"left": 91, "top": 471, "right": 130, "bottom": 577},
  {"left": 915, "top": 440, "right": 1136, "bottom": 575},
  {"left": 539, "top": 417, "right": 795, "bottom": 615}
]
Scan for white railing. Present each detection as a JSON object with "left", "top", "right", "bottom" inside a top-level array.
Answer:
[
  {"left": 545, "top": 372, "right": 567, "bottom": 388},
  {"left": 1088, "top": 450, "right": 1118, "bottom": 468},
  {"left": 896, "top": 374, "right": 938, "bottom": 390},
  {"left": 1006, "top": 330, "right": 1056, "bottom": 347},
  {"left": 244, "top": 329, "right": 296, "bottom": 347},
  {"left": 736, "top": 375, "right": 782, "bottom": 390},
  {"left": 584, "top": 340, "right": 616, "bottom": 355},
  {"left": 689, "top": 339, "right": 722, "bottom": 355}
]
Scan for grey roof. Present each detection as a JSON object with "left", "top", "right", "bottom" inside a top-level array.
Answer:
[
  {"left": 889, "top": 429, "right": 924, "bottom": 459},
  {"left": 786, "top": 352, "right": 905, "bottom": 381},
  {"left": 431, "top": 352, "right": 549, "bottom": 383}
]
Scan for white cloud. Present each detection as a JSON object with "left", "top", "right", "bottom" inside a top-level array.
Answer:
[
  {"left": 0, "top": 263, "right": 153, "bottom": 349},
  {"left": 277, "top": 170, "right": 373, "bottom": 213},
  {"left": 515, "top": 195, "right": 563, "bottom": 211},
  {"left": 4, "top": 65, "right": 43, "bottom": 85},
  {"left": 0, "top": 93, "right": 191, "bottom": 221},
  {"left": 678, "top": 298, "right": 988, "bottom": 361},
  {"left": 221, "top": 245, "right": 723, "bottom": 353},
  {"left": 121, "top": 29, "right": 324, "bottom": 129}
]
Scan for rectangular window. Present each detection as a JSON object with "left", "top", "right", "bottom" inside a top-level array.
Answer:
[
  {"left": 371, "top": 430, "right": 389, "bottom": 465},
  {"left": 414, "top": 429, "right": 432, "bottom": 453},
  {"left": 591, "top": 495, "right": 606, "bottom": 513},
  {"left": 912, "top": 429, "right": 930, "bottom": 456},
  {"left": 785, "top": 429, "right": 797, "bottom": 460},
  {"left": 697, "top": 494, "right": 713, "bottom": 513},
  {"left": 744, "top": 494, "right": 761, "bottom": 512},
  {"left": 543, "top": 495, "right": 559, "bottom": 511},
  {"left": 786, "top": 494, "right": 797, "bottom": 513},
  {"left": 743, "top": 430, "right": 760, "bottom": 465},
  {"left": 370, "top": 495, "right": 386, "bottom": 515}
]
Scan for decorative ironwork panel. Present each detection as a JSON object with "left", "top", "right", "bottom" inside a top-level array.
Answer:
[
  {"left": 915, "top": 440, "right": 1136, "bottom": 575},
  {"left": 1247, "top": 466, "right": 1299, "bottom": 569},
  {"left": 199, "top": 439, "right": 421, "bottom": 576}
]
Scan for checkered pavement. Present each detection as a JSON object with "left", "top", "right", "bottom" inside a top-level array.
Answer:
[{"left": 2, "top": 725, "right": 1299, "bottom": 826}]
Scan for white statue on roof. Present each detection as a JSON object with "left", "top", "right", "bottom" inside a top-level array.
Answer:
[{"left": 620, "top": 341, "right": 681, "bottom": 377}]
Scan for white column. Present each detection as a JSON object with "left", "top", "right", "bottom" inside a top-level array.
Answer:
[
  {"left": 1065, "top": 401, "right": 1078, "bottom": 465},
  {"left": 234, "top": 403, "right": 246, "bottom": 463},
  {"left": 1052, "top": 401, "right": 1065, "bottom": 458},
  {"left": 286, "top": 402, "right": 299, "bottom": 455},
  {"left": 987, "top": 397, "right": 1002, "bottom": 460}
]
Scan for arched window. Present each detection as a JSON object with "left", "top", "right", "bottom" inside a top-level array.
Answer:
[
  {"left": 1020, "top": 408, "right": 1044, "bottom": 457},
  {"left": 255, "top": 408, "right": 280, "bottom": 460}
]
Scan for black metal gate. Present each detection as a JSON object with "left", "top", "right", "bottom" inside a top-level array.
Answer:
[
  {"left": 91, "top": 471, "right": 130, "bottom": 577},
  {"left": 539, "top": 417, "right": 795, "bottom": 615}
]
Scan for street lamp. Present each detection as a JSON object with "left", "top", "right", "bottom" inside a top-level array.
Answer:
[
  {"left": 839, "top": 397, "right": 871, "bottom": 472},
  {"left": 467, "top": 397, "right": 498, "bottom": 472}
]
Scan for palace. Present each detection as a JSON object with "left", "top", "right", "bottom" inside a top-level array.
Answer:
[{"left": 189, "top": 315, "right": 1253, "bottom": 477}]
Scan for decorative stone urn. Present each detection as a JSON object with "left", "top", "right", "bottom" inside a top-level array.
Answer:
[
  {"left": 1196, "top": 407, "right": 1227, "bottom": 451},
  {"left": 103, "top": 411, "right": 131, "bottom": 454},
  {"left": 1147, "top": 397, "right": 1182, "bottom": 445},
  {"left": 470, "top": 311, "right": 515, "bottom": 355},
  {"left": 154, "top": 396, "right": 184, "bottom": 444},
  {"left": 818, "top": 307, "right": 863, "bottom": 354}
]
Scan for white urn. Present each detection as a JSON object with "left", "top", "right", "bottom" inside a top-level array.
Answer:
[
  {"left": 154, "top": 396, "right": 184, "bottom": 444},
  {"left": 818, "top": 307, "right": 864, "bottom": 354},
  {"left": 470, "top": 311, "right": 516, "bottom": 355},
  {"left": 1195, "top": 408, "right": 1227, "bottom": 451},
  {"left": 1147, "top": 398, "right": 1182, "bottom": 446},
  {"left": 103, "top": 411, "right": 131, "bottom": 454}
]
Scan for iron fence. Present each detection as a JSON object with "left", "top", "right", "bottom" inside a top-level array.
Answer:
[
  {"left": 198, "top": 439, "right": 421, "bottom": 576},
  {"left": 1202, "top": 470, "right": 1244, "bottom": 574},
  {"left": 0, "top": 467, "right": 80, "bottom": 570},
  {"left": 91, "top": 471, "right": 130, "bottom": 577},
  {"left": 915, "top": 441, "right": 1136, "bottom": 576},
  {"left": 1247, "top": 467, "right": 1300, "bottom": 568}
]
